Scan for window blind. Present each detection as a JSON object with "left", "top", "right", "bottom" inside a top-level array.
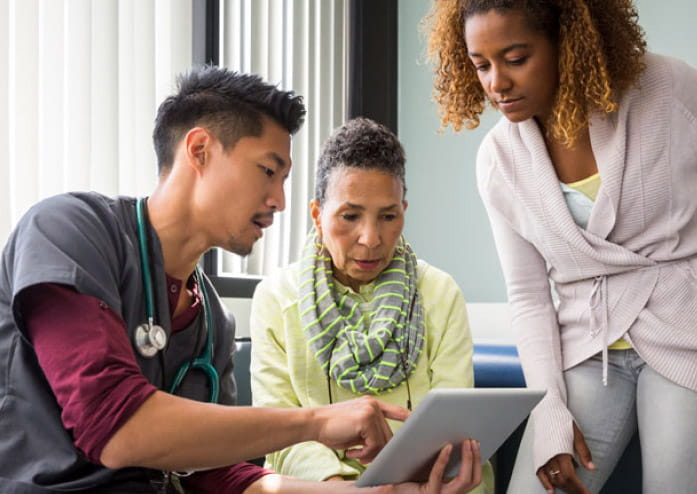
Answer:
[
  {"left": 1, "top": 0, "right": 193, "bottom": 246},
  {"left": 217, "top": 0, "right": 347, "bottom": 278}
]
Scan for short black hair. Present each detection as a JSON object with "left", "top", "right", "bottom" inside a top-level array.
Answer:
[
  {"left": 315, "top": 118, "right": 406, "bottom": 205},
  {"left": 153, "top": 65, "right": 306, "bottom": 174}
]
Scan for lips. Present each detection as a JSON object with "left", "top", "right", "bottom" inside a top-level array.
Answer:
[
  {"left": 497, "top": 97, "right": 524, "bottom": 111},
  {"left": 354, "top": 259, "right": 382, "bottom": 270},
  {"left": 252, "top": 214, "right": 274, "bottom": 229}
]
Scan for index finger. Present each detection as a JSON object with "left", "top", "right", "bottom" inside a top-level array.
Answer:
[
  {"left": 376, "top": 400, "right": 411, "bottom": 422},
  {"left": 358, "top": 405, "right": 397, "bottom": 464},
  {"left": 427, "top": 443, "right": 451, "bottom": 490},
  {"left": 536, "top": 470, "right": 554, "bottom": 494},
  {"left": 555, "top": 456, "right": 591, "bottom": 494},
  {"left": 345, "top": 414, "right": 393, "bottom": 463},
  {"left": 565, "top": 473, "right": 592, "bottom": 494},
  {"left": 345, "top": 431, "right": 387, "bottom": 463}
]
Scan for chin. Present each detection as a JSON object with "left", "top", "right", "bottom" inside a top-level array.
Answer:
[
  {"left": 501, "top": 112, "right": 532, "bottom": 124},
  {"left": 353, "top": 270, "right": 381, "bottom": 283},
  {"left": 225, "top": 239, "right": 254, "bottom": 257}
]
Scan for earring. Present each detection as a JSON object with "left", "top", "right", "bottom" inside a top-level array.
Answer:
[{"left": 394, "top": 236, "right": 406, "bottom": 255}]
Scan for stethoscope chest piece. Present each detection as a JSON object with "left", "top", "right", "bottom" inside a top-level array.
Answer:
[{"left": 134, "top": 322, "right": 168, "bottom": 357}]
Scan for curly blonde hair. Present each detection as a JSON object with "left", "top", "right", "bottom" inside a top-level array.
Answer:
[{"left": 423, "top": 0, "right": 646, "bottom": 146}]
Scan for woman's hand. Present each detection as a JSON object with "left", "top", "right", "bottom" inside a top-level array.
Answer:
[
  {"left": 419, "top": 439, "right": 481, "bottom": 494},
  {"left": 385, "top": 439, "right": 482, "bottom": 494},
  {"left": 246, "top": 440, "right": 481, "bottom": 494},
  {"left": 536, "top": 422, "right": 595, "bottom": 494}
]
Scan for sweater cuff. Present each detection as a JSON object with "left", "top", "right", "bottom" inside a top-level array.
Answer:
[
  {"left": 530, "top": 394, "right": 575, "bottom": 472},
  {"left": 266, "top": 441, "right": 362, "bottom": 481}
]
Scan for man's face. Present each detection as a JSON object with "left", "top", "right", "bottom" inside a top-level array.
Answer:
[{"left": 195, "top": 118, "right": 292, "bottom": 256}]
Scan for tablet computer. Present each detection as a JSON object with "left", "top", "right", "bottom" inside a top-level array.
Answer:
[{"left": 355, "top": 387, "right": 545, "bottom": 487}]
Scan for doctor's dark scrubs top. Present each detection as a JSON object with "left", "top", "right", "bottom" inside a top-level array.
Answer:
[{"left": 0, "top": 192, "right": 246, "bottom": 492}]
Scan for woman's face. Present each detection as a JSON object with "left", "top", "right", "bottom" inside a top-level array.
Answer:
[
  {"left": 464, "top": 9, "right": 559, "bottom": 125},
  {"left": 310, "top": 167, "right": 406, "bottom": 291}
]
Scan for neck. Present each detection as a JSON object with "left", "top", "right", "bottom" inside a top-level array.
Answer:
[
  {"left": 332, "top": 268, "right": 373, "bottom": 293},
  {"left": 543, "top": 126, "right": 597, "bottom": 183},
  {"left": 146, "top": 181, "right": 208, "bottom": 281}
]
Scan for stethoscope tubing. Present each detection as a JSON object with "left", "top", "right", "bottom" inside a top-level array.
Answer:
[
  {"left": 135, "top": 197, "right": 220, "bottom": 403},
  {"left": 168, "top": 267, "right": 220, "bottom": 403},
  {"left": 136, "top": 198, "right": 157, "bottom": 330}
]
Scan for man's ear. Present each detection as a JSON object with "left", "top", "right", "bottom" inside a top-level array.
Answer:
[
  {"left": 183, "top": 127, "right": 212, "bottom": 175},
  {"left": 309, "top": 199, "right": 323, "bottom": 236}
]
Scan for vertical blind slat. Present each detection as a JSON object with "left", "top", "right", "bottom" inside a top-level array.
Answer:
[
  {"left": 65, "top": 0, "right": 92, "bottom": 191},
  {"left": 90, "top": 0, "right": 119, "bottom": 196},
  {"left": 117, "top": 0, "right": 136, "bottom": 194},
  {"left": 9, "top": 0, "right": 40, "bottom": 226},
  {"left": 287, "top": 0, "right": 310, "bottom": 261},
  {"left": 0, "top": 0, "right": 11, "bottom": 244},
  {"left": 38, "top": 0, "right": 65, "bottom": 198},
  {"left": 132, "top": 1, "right": 157, "bottom": 197}
]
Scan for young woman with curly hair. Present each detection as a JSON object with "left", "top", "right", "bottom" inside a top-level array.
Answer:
[{"left": 424, "top": 1, "right": 697, "bottom": 493}]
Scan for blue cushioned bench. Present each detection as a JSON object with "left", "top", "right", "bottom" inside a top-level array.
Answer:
[
  {"left": 232, "top": 338, "right": 640, "bottom": 493},
  {"left": 472, "top": 344, "right": 527, "bottom": 388}
]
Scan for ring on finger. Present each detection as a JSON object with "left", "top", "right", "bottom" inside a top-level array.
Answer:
[{"left": 548, "top": 469, "right": 560, "bottom": 477}]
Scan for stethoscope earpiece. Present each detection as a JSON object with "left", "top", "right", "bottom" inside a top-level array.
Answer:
[{"left": 134, "top": 322, "right": 168, "bottom": 357}]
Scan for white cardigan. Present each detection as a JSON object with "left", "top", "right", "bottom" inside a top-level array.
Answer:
[{"left": 476, "top": 53, "right": 697, "bottom": 470}]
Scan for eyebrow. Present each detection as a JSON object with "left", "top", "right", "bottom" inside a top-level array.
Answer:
[
  {"left": 343, "top": 202, "right": 401, "bottom": 212},
  {"left": 468, "top": 43, "right": 530, "bottom": 58},
  {"left": 265, "top": 152, "right": 288, "bottom": 169}
]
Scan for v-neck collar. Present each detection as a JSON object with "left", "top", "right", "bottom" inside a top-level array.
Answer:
[{"left": 517, "top": 114, "right": 624, "bottom": 244}]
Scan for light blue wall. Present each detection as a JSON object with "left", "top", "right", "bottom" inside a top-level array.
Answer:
[{"left": 398, "top": 0, "right": 697, "bottom": 302}]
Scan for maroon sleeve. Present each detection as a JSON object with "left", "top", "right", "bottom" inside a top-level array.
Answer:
[
  {"left": 20, "top": 283, "right": 158, "bottom": 464},
  {"left": 183, "top": 463, "right": 274, "bottom": 494}
]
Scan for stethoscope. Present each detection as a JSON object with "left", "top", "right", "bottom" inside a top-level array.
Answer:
[{"left": 133, "top": 197, "right": 220, "bottom": 403}]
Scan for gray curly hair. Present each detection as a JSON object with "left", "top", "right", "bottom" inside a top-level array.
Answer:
[{"left": 314, "top": 117, "right": 407, "bottom": 205}]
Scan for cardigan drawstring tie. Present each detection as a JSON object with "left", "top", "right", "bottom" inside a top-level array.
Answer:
[{"left": 589, "top": 275, "right": 609, "bottom": 386}]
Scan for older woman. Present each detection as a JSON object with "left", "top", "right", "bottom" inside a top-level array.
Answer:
[{"left": 250, "top": 117, "right": 492, "bottom": 493}]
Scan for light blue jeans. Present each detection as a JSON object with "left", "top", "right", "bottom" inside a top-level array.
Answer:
[{"left": 506, "top": 350, "right": 697, "bottom": 494}]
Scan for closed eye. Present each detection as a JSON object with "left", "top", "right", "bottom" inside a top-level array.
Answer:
[
  {"left": 259, "top": 165, "right": 275, "bottom": 178},
  {"left": 341, "top": 213, "right": 359, "bottom": 221}
]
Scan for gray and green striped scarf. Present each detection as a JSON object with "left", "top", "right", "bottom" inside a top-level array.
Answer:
[{"left": 299, "top": 232, "right": 425, "bottom": 395}]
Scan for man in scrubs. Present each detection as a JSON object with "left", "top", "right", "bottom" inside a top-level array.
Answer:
[{"left": 0, "top": 67, "right": 480, "bottom": 493}]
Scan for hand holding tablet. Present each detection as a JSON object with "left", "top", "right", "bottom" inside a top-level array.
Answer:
[{"left": 355, "top": 387, "right": 545, "bottom": 487}]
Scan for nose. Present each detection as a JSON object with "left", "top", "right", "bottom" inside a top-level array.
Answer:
[
  {"left": 489, "top": 64, "right": 512, "bottom": 95},
  {"left": 358, "top": 220, "right": 381, "bottom": 249},
  {"left": 267, "top": 181, "right": 286, "bottom": 212}
]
